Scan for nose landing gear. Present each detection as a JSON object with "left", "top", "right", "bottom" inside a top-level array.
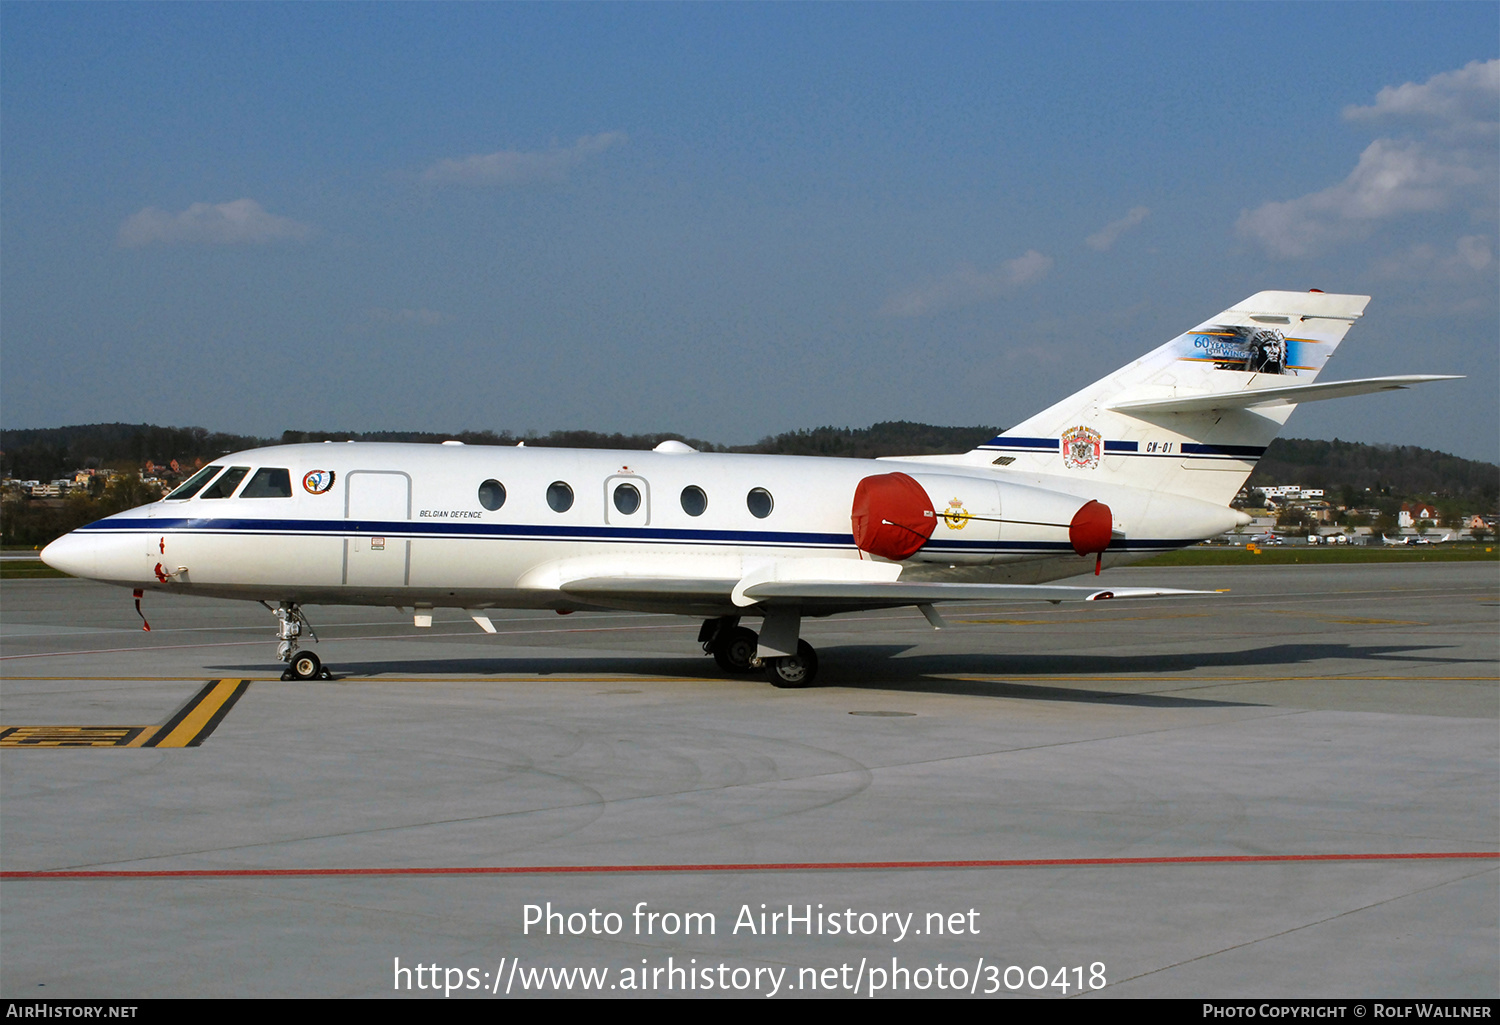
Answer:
[{"left": 263, "top": 601, "right": 333, "bottom": 680}]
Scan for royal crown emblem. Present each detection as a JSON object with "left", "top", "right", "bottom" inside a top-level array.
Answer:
[{"left": 941, "top": 497, "right": 971, "bottom": 530}]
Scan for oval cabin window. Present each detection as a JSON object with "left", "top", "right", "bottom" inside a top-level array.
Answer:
[
  {"left": 613, "top": 482, "right": 641, "bottom": 515},
  {"left": 478, "top": 479, "right": 506, "bottom": 511},
  {"left": 746, "top": 488, "right": 773, "bottom": 519},
  {"left": 680, "top": 485, "right": 708, "bottom": 517},
  {"left": 547, "top": 481, "right": 574, "bottom": 513}
]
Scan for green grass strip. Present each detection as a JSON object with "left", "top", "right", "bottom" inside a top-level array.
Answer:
[{"left": 1140, "top": 545, "right": 1498, "bottom": 566}]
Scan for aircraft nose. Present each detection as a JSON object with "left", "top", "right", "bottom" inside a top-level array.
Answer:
[{"left": 40, "top": 531, "right": 98, "bottom": 579}]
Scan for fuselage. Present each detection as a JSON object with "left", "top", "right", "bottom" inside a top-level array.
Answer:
[{"left": 42, "top": 441, "right": 1242, "bottom": 617}]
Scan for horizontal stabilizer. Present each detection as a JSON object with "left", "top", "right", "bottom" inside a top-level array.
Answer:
[{"left": 1110, "top": 375, "right": 1461, "bottom": 416}]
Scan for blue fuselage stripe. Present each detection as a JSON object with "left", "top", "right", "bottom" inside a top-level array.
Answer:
[
  {"left": 978, "top": 438, "right": 1264, "bottom": 460},
  {"left": 82, "top": 517, "right": 849, "bottom": 546},
  {"left": 979, "top": 436, "right": 1057, "bottom": 450},
  {"left": 79, "top": 518, "right": 1189, "bottom": 553}
]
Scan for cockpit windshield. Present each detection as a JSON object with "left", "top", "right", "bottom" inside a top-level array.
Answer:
[
  {"left": 164, "top": 465, "right": 224, "bottom": 500},
  {"left": 240, "top": 468, "right": 292, "bottom": 498},
  {"left": 200, "top": 466, "right": 250, "bottom": 499}
]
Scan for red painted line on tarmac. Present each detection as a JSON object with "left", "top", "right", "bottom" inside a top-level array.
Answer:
[{"left": 4, "top": 851, "right": 1495, "bottom": 880}]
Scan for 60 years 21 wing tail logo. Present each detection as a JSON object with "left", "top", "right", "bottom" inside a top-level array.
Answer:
[{"left": 1061, "top": 426, "right": 1102, "bottom": 470}]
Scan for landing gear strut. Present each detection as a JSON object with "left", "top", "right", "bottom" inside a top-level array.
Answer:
[
  {"left": 263, "top": 601, "right": 332, "bottom": 680},
  {"left": 700, "top": 616, "right": 761, "bottom": 674}
]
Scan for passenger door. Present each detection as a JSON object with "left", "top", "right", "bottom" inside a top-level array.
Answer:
[{"left": 344, "top": 470, "right": 411, "bottom": 588}]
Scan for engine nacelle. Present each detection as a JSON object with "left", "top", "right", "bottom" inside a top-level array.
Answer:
[
  {"left": 850, "top": 472, "right": 935, "bottom": 560},
  {"left": 852, "top": 471, "right": 1114, "bottom": 565}
]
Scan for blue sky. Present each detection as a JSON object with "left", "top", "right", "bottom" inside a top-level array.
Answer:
[{"left": 3, "top": 3, "right": 1496, "bottom": 460}]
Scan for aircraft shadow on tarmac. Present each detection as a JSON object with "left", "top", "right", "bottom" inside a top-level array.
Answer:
[{"left": 207, "top": 640, "right": 1479, "bottom": 708}]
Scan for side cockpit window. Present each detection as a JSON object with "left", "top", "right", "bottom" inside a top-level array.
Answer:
[
  {"left": 200, "top": 466, "right": 250, "bottom": 499},
  {"left": 240, "top": 468, "right": 293, "bottom": 498},
  {"left": 164, "top": 465, "right": 224, "bottom": 500}
]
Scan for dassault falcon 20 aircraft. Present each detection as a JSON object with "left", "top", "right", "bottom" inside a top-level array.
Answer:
[{"left": 42, "top": 290, "right": 1456, "bottom": 686}]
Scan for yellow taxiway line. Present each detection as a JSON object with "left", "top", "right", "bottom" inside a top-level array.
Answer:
[{"left": 0, "top": 679, "right": 249, "bottom": 749}]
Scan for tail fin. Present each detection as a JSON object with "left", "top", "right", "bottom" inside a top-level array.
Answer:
[{"left": 977, "top": 291, "right": 1373, "bottom": 505}]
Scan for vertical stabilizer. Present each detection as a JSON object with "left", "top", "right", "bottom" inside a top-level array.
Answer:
[{"left": 977, "top": 291, "right": 1371, "bottom": 505}]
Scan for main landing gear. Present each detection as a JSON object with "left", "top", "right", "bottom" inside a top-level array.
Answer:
[
  {"left": 763, "top": 640, "right": 819, "bottom": 688},
  {"left": 700, "top": 616, "right": 819, "bottom": 688},
  {"left": 700, "top": 617, "right": 760, "bottom": 674},
  {"left": 263, "top": 601, "right": 333, "bottom": 680}
]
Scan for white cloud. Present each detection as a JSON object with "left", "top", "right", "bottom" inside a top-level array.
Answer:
[
  {"left": 879, "top": 250, "right": 1053, "bottom": 317},
  {"left": 1237, "top": 60, "right": 1498, "bottom": 260},
  {"left": 1085, "top": 206, "right": 1150, "bottom": 251},
  {"left": 1343, "top": 58, "right": 1500, "bottom": 138},
  {"left": 421, "top": 132, "right": 627, "bottom": 186},
  {"left": 117, "top": 199, "right": 312, "bottom": 248},
  {"left": 1371, "top": 234, "right": 1494, "bottom": 279},
  {"left": 1237, "top": 139, "right": 1487, "bottom": 258},
  {"left": 1456, "top": 234, "right": 1494, "bottom": 271}
]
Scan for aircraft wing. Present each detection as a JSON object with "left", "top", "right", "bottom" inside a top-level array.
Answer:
[
  {"left": 733, "top": 580, "right": 1214, "bottom": 610},
  {"left": 561, "top": 576, "right": 741, "bottom": 604},
  {"left": 1109, "top": 375, "right": 1462, "bottom": 416},
  {"left": 559, "top": 574, "right": 1212, "bottom": 612}
]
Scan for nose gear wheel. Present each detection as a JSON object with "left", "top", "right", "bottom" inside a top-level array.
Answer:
[{"left": 264, "top": 601, "right": 333, "bottom": 680}]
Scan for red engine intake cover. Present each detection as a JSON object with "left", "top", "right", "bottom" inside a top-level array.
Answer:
[
  {"left": 1068, "top": 499, "right": 1113, "bottom": 556},
  {"left": 851, "top": 472, "right": 936, "bottom": 560}
]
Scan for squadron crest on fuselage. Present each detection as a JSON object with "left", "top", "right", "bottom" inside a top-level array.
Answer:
[{"left": 1061, "top": 426, "right": 1102, "bottom": 470}]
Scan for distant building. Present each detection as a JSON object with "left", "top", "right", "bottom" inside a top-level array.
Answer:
[{"left": 1398, "top": 503, "right": 1439, "bottom": 528}]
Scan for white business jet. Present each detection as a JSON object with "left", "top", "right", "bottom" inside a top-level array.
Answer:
[
  {"left": 42, "top": 291, "right": 1456, "bottom": 686},
  {"left": 1384, "top": 533, "right": 1453, "bottom": 546}
]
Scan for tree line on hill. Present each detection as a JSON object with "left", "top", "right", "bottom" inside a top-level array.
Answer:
[
  {"left": 1249, "top": 437, "right": 1497, "bottom": 511},
  {"left": 2, "top": 421, "right": 1005, "bottom": 479},
  {"left": 274, "top": 421, "right": 1010, "bottom": 459}
]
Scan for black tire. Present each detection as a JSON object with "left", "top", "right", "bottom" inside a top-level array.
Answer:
[
  {"left": 766, "top": 640, "right": 818, "bottom": 688},
  {"left": 289, "top": 651, "right": 322, "bottom": 680},
  {"left": 713, "top": 627, "right": 760, "bottom": 674}
]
